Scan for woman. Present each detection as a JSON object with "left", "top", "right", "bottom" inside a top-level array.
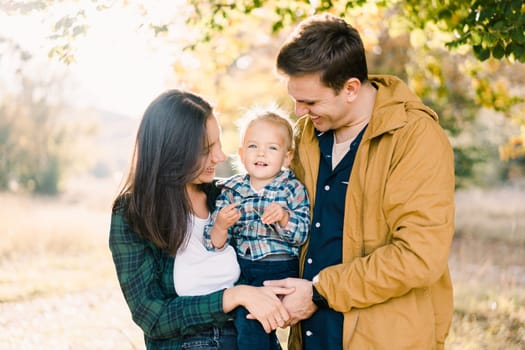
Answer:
[{"left": 109, "top": 90, "right": 292, "bottom": 349}]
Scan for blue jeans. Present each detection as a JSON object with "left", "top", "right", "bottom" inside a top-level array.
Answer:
[
  {"left": 181, "top": 322, "right": 237, "bottom": 349},
  {"left": 235, "top": 257, "right": 299, "bottom": 350}
]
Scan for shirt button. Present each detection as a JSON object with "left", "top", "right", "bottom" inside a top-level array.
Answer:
[
  {"left": 306, "top": 330, "right": 313, "bottom": 336},
  {"left": 324, "top": 185, "right": 330, "bottom": 191},
  {"left": 315, "top": 222, "right": 321, "bottom": 228},
  {"left": 307, "top": 258, "right": 313, "bottom": 264}
]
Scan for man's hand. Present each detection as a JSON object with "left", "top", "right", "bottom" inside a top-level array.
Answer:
[
  {"left": 263, "top": 278, "right": 318, "bottom": 326},
  {"left": 224, "top": 285, "right": 295, "bottom": 333}
]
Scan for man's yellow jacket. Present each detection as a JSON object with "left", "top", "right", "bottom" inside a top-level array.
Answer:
[{"left": 289, "top": 75, "right": 455, "bottom": 350}]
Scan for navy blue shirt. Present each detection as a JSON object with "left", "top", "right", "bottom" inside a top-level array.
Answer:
[{"left": 301, "top": 126, "right": 366, "bottom": 350}]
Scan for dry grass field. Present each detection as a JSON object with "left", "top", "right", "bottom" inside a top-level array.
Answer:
[{"left": 0, "top": 178, "right": 523, "bottom": 349}]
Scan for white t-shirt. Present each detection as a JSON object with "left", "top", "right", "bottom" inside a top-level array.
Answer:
[
  {"left": 332, "top": 135, "right": 354, "bottom": 169},
  {"left": 174, "top": 215, "right": 240, "bottom": 296}
]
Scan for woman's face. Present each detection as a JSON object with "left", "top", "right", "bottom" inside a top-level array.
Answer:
[{"left": 191, "top": 115, "right": 227, "bottom": 185}]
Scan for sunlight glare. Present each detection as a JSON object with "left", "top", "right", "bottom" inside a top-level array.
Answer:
[
  {"left": 69, "top": 6, "right": 174, "bottom": 117},
  {"left": 0, "top": 1, "right": 178, "bottom": 118}
]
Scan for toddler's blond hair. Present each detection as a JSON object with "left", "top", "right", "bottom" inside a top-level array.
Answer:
[{"left": 236, "top": 104, "right": 294, "bottom": 151}]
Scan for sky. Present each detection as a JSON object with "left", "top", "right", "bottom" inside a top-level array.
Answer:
[
  {"left": 68, "top": 7, "right": 174, "bottom": 117},
  {"left": 0, "top": 2, "right": 180, "bottom": 117}
]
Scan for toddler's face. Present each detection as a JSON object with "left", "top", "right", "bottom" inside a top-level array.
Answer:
[{"left": 239, "top": 120, "right": 292, "bottom": 186}]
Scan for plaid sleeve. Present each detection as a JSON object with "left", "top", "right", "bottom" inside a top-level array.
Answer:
[
  {"left": 203, "top": 189, "right": 235, "bottom": 251},
  {"left": 278, "top": 178, "right": 310, "bottom": 246},
  {"left": 109, "top": 210, "right": 231, "bottom": 340}
]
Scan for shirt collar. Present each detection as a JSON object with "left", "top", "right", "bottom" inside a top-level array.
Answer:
[{"left": 219, "top": 169, "right": 291, "bottom": 197}]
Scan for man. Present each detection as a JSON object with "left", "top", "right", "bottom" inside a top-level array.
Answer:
[{"left": 265, "top": 13, "right": 455, "bottom": 349}]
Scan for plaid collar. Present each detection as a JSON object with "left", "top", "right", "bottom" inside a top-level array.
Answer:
[{"left": 218, "top": 169, "right": 292, "bottom": 197}]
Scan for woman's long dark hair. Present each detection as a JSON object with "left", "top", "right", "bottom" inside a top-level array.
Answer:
[{"left": 114, "top": 89, "right": 212, "bottom": 255}]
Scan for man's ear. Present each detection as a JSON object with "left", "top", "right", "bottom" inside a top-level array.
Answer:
[{"left": 343, "top": 77, "right": 361, "bottom": 102}]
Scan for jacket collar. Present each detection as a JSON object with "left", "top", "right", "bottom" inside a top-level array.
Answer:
[{"left": 364, "top": 75, "right": 438, "bottom": 141}]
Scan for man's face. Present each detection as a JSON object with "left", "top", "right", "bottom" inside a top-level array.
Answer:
[{"left": 287, "top": 73, "right": 352, "bottom": 132}]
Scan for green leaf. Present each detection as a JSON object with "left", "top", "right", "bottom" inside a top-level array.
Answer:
[
  {"left": 437, "top": 9, "right": 452, "bottom": 20},
  {"left": 519, "top": 49, "right": 525, "bottom": 63},
  {"left": 54, "top": 16, "right": 75, "bottom": 31},
  {"left": 505, "top": 42, "right": 513, "bottom": 56},
  {"left": 505, "top": 3, "right": 514, "bottom": 17},
  {"left": 483, "top": 32, "right": 498, "bottom": 46},
  {"left": 473, "top": 45, "right": 490, "bottom": 60},
  {"left": 512, "top": 43, "right": 525, "bottom": 59},
  {"left": 493, "top": 20, "right": 507, "bottom": 31},
  {"left": 511, "top": 29, "right": 525, "bottom": 44},
  {"left": 511, "top": 0, "right": 522, "bottom": 10},
  {"left": 477, "top": 8, "right": 490, "bottom": 22},
  {"left": 492, "top": 43, "right": 505, "bottom": 59},
  {"left": 272, "top": 20, "right": 283, "bottom": 33},
  {"left": 72, "top": 25, "right": 86, "bottom": 37},
  {"left": 471, "top": 31, "right": 482, "bottom": 45}
]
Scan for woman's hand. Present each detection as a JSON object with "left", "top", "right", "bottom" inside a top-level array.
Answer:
[
  {"left": 263, "top": 278, "right": 318, "bottom": 326},
  {"left": 223, "top": 285, "right": 294, "bottom": 333}
]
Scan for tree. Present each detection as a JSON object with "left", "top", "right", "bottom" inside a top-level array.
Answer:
[
  {"left": 184, "top": 0, "right": 525, "bottom": 62},
  {"left": 27, "top": 1, "right": 525, "bottom": 156},
  {"left": 3, "top": 1, "right": 522, "bottom": 67},
  {"left": 0, "top": 37, "right": 87, "bottom": 194},
  {"left": 3, "top": 0, "right": 525, "bottom": 185},
  {"left": 185, "top": 0, "right": 525, "bottom": 183}
]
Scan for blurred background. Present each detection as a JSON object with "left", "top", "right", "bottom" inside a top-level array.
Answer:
[{"left": 0, "top": 1, "right": 524, "bottom": 349}]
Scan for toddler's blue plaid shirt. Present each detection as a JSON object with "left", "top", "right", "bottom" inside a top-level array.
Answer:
[{"left": 204, "top": 169, "right": 310, "bottom": 260}]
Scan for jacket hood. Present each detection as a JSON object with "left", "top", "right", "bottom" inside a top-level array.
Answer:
[{"left": 367, "top": 75, "right": 439, "bottom": 140}]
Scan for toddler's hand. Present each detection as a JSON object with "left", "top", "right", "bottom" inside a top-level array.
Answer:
[
  {"left": 261, "top": 203, "right": 289, "bottom": 226},
  {"left": 215, "top": 203, "right": 241, "bottom": 230}
]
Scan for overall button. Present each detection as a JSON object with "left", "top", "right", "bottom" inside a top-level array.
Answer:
[
  {"left": 324, "top": 185, "right": 330, "bottom": 191},
  {"left": 315, "top": 222, "right": 321, "bottom": 228}
]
